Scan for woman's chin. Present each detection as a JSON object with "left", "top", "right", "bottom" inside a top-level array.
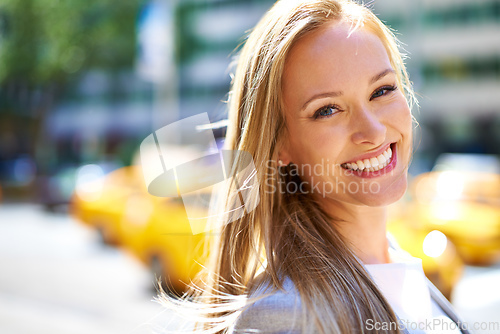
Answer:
[{"left": 363, "top": 175, "right": 408, "bottom": 207}]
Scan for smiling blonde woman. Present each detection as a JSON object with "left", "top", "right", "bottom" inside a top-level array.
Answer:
[{"left": 162, "top": 1, "right": 470, "bottom": 333}]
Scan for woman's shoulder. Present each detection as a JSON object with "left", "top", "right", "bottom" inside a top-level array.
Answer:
[{"left": 230, "top": 276, "right": 303, "bottom": 334}]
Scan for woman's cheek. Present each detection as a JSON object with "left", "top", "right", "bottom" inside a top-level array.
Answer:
[{"left": 386, "top": 99, "right": 412, "bottom": 131}]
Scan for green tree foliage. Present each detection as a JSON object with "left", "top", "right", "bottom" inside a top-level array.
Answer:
[
  {"left": 0, "top": 0, "right": 143, "bottom": 84},
  {"left": 0, "top": 0, "right": 143, "bottom": 172}
]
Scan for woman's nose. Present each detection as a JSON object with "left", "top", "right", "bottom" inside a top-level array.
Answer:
[{"left": 350, "top": 106, "right": 387, "bottom": 146}]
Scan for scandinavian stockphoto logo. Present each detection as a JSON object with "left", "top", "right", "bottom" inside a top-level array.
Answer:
[{"left": 140, "top": 113, "right": 259, "bottom": 235}]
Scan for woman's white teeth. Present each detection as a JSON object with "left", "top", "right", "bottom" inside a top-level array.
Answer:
[
  {"left": 342, "top": 146, "right": 393, "bottom": 172},
  {"left": 357, "top": 160, "right": 365, "bottom": 170}
]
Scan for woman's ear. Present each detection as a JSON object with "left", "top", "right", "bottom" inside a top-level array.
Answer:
[{"left": 277, "top": 145, "right": 292, "bottom": 166}]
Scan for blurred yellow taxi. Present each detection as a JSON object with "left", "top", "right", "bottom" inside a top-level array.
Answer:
[
  {"left": 71, "top": 164, "right": 209, "bottom": 294},
  {"left": 119, "top": 194, "right": 208, "bottom": 294},
  {"left": 387, "top": 201, "right": 464, "bottom": 299},
  {"left": 71, "top": 165, "right": 144, "bottom": 245},
  {"left": 410, "top": 170, "right": 500, "bottom": 265}
]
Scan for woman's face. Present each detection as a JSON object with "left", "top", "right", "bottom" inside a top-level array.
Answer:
[{"left": 280, "top": 20, "right": 412, "bottom": 209}]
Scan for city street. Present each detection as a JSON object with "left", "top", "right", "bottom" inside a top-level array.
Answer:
[
  {"left": 0, "top": 203, "right": 499, "bottom": 334},
  {"left": 0, "top": 204, "right": 190, "bottom": 334}
]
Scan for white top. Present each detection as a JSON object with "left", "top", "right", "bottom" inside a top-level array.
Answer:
[{"left": 365, "top": 248, "right": 461, "bottom": 334}]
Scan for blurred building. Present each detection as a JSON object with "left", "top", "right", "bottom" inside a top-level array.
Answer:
[
  {"left": 174, "top": 0, "right": 274, "bottom": 132},
  {"left": 373, "top": 0, "right": 500, "bottom": 171}
]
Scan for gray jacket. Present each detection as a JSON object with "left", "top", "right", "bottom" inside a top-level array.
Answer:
[{"left": 230, "top": 276, "right": 471, "bottom": 334}]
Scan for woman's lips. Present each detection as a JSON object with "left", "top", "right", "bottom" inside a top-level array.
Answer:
[
  {"left": 342, "top": 143, "right": 397, "bottom": 178},
  {"left": 341, "top": 144, "right": 393, "bottom": 172}
]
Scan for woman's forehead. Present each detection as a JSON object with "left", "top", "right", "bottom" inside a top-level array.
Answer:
[
  {"left": 282, "top": 21, "right": 392, "bottom": 109},
  {"left": 284, "top": 20, "right": 387, "bottom": 74}
]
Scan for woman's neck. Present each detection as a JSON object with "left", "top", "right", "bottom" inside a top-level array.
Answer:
[{"left": 325, "top": 201, "right": 390, "bottom": 264}]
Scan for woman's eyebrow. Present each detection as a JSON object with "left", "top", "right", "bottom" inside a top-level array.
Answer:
[
  {"left": 300, "top": 68, "right": 395, "bottom": 112},
  {"left": 369, "top": 68, "right": 395, "bottom": 85},
  {"left": 301, "top": 91, "right": 343, "bottom": 111}
]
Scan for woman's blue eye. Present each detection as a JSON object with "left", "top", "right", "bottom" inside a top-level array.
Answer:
[
  {"left": 315, "top": 106, "right": 338, "bottom": 119},
  {"left": 371, "top": 85, "right": 397, "bottom": 100},
  {"left": 372, "top": 89, "right": 385, "bottom": 98}
]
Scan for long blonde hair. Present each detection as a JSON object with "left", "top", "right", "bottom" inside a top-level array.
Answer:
[{"left": 162, "top": 1, "right": 415, "bottom": 333}]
